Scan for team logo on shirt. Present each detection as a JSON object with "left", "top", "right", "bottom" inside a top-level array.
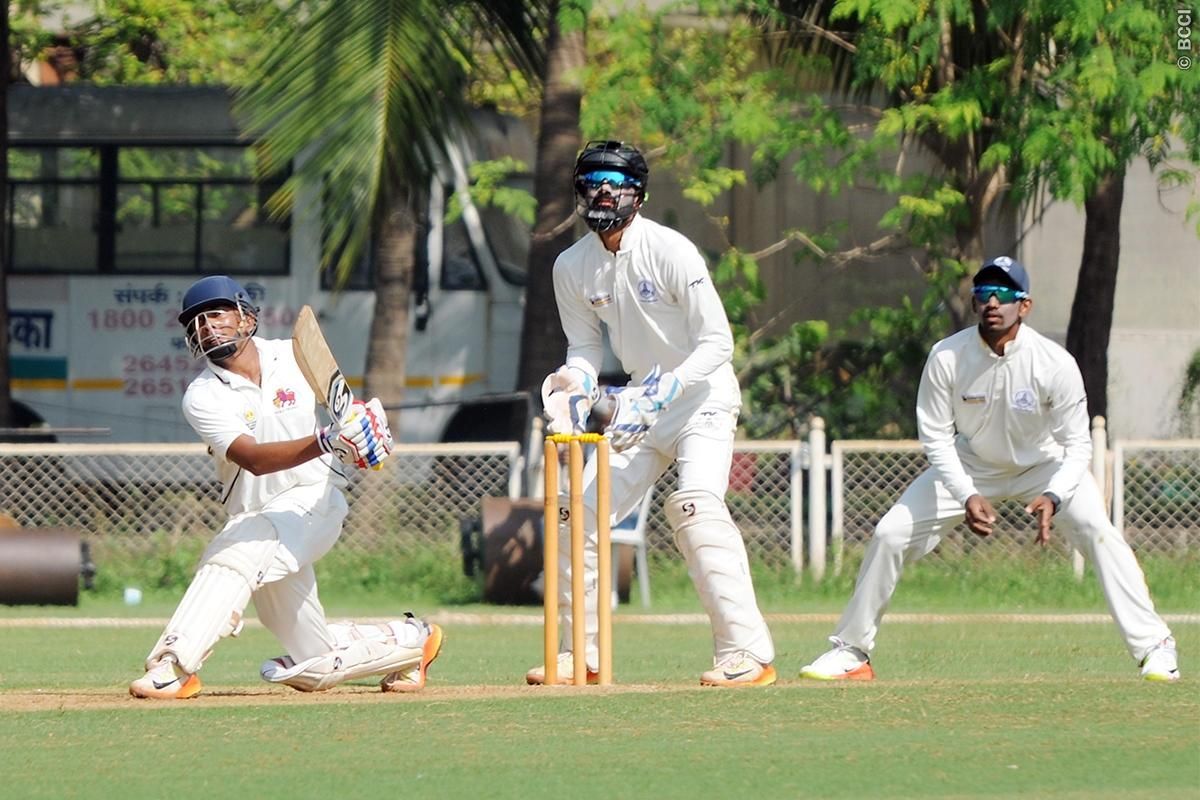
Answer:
[
  {"left": 1011, "top": 388, "right": 1037, "bottom": 413},
  {"left": 636, "top": 278, "right": 659, "bottom": 303},
  {"left": 273, "top": 388, "right": 297, "bottom": 408},
  {"left": 243, "top": 409, "right": 257, "bottom": 431},
  {"left": 588, "top": 292, "right": 613, "bottom": 308}
]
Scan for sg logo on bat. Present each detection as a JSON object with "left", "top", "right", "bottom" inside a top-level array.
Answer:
[{"left": 327, "top": 372, "right": 354, "bottom": 424}]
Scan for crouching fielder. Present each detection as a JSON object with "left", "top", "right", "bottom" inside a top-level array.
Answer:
[
  {"left": 799, "top": 257, "right": 1178, "bottom": 683},
  {"left": 130, "top": 275, "right": 443, "bottom": 700},
  {"left": 527, "top": 141, "right": 775, "bottom": 687}
]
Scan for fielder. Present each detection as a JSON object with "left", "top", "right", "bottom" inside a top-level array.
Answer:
[
  {"left": 130, "top": 275, "right": 444, "bottom": 699},
  {"left": 800, "top": 257, "right": 1179, "bottom": 682},
  {"left": 529, "top": 140, "right": 776, "bottom": 687}
]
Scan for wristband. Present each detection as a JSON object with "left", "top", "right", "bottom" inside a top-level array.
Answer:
[{"left": 1043, "top": 492, "right": 1061, "bottom": 515}]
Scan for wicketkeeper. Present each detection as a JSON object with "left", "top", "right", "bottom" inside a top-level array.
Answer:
[
  {"left": 529, "top": 141, "right": 776, "bottom": 687},
  {"left": 130, "top": 275, "right": 443, "bottom": 699}
]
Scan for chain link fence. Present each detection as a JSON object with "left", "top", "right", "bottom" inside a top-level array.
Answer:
[
  {"left": 1114, "top": 441, "right": 1200, "bottom": 557},
  {"left": 830, "top": 438, "right": 1200, "bottom": 573},
  {"left": 0, "top": 436, "right": 1195, "bottom": 590}
]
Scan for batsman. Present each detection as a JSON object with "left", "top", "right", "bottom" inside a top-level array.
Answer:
[
  {"left": 130, "top": 275, "right": 443, "bottom": 699},
  {"left": 529, "top": 141, "right": 776, "bottom": 687}
]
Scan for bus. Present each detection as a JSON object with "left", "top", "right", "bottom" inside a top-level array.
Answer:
[{"left": 7, "top": 85, "right": 537, "bottom": 444}]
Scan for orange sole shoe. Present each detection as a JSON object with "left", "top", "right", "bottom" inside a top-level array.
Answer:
[
  {"left": 381, "top": 624, "right": 445, "bottom": 693},
  {"left": 799, "top": 663, "right": 876, "bottom": 681},
  {"left": 700, "top": 664, "right": 778, "bottom": 688},
  {"left": 129, "top": 672, "right": 203, "bottom": 700}
]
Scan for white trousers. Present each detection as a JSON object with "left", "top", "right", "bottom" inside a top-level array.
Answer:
[
  {"left": 147, "top": 482, "right": 347, "bottom": 671},
  {"left": 833, "top": 463, "right": 1172, "bottom": 662},
  {"left": 557, "top": 383, "right": 775, "bottom": 666}
]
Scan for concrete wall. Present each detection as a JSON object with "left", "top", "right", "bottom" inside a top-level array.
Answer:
[{"left": 1021, "top": 158, "right": 1200, "bottom": 439}]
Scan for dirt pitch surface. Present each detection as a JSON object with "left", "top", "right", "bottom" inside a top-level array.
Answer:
[{"left": 0, "top": 682, "right": 695, "bottom": 712}]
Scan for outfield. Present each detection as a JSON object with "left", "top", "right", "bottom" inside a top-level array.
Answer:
[{"left": 1, "top": 603, "right": 1196, "bottom": 799}]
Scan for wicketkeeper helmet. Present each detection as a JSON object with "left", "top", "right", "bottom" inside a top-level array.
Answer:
[{"left": 573, "top": 140, "right": 649, "bottom": 232}]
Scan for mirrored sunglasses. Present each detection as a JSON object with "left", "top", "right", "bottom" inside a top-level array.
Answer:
[
  {"left": 578, "top": 170, "right": 642, "bottom": 189},
  {"left": 972, "top": 284, "right": 1028, "bottom": 304}
]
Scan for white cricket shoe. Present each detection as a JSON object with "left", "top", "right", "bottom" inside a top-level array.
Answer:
[
  {"left": 129, "top": 655, "right": 202, "bottom": 699},
  {"left": 799, "top": 638, "right": 876, "bottom": 681},
  {"left": 380, "top": 621, "right": 445, "bottom": 693},
  {"left": 525, "top": 652, "right": 599, "bottom": 685},
  {"left": 700, "top": 651, "right": 777, "bottom": 687},
  {"left": 1139, "top": 637, "right": 1180, "bottom": 682}
]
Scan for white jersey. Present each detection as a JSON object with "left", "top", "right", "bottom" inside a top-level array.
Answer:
[
  {"left": 916, "top": 323, "right": 1091, "bottom": 504},
  {"left": 553, "top": 214, "right": 738, "bottom": 400},
  {"left": 181, "top": 337, "right": 345, "bottom": 516}
]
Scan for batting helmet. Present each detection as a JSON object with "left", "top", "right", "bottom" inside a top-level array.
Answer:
[
  {"left": 573, "top": 140, "right": 648, "bottom": 233},
  {"left": 178, "top": 275, "right": 259, "bottom": 361}
]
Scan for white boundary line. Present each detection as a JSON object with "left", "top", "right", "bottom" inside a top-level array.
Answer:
[{"left": 1, "top": 612, "right": 1197, "bottom": 628}]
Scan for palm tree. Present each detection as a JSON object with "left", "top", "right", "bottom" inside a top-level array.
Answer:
[
  {"left": 237, "top": 0, "right": 547, "bottom": 407},
  {"left": 517, "top": 1, "right": 587, "bottom": 392}
]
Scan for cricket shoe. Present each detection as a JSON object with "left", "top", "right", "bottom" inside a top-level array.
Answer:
[
  {"left": 799, "top": 638, "right": 875, "bottom": 681},
  {"left": 525, "top": 652, "right": 599, "bottom": 685},
  {"left": 1139, "top": 637, "right": 1180, "bottom": 682},
  {"left": 380, "top": 621, "right": 446, "bottom": 693},
  {"left": 129, "top": 656, "right": 202, "bottom": 699},
  {"left": 700, "top": 651, "right": 777, "bottom": 687}
]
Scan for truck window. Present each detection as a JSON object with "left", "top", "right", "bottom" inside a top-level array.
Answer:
[
  {"left": 7, "top": 144, "right": 288, "bottom": 275},
  {"left": 442, "top": 204, "right": 487, "bottom": 292}
]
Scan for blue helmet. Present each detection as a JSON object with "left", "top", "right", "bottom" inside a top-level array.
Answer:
[
  {"left": 178, "top": 275, "right": 258, "bottom": 324},
  {"left": 178, "top": 275, "right": 260, "bottom": 361}
]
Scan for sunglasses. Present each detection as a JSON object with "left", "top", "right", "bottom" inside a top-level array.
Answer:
[
  {"left": 578, "top": 170, "right": 643, "bottom": 189},
  {"left": 972, "top": 284, "right": 1028, "bottom": 304}
]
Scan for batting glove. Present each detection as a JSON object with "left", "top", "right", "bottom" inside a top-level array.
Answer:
[
  {"left": 319, "top": 398, "right": 393, "bottom": 469},
  {"left": 541, "top": 365, "right": 599, "bottom": 435},
  {"left": 603, "top": 365, "right": 682, "bottom": 452}
]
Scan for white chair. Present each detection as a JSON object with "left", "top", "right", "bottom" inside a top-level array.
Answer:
[{"left": 610, "top": 486, "right": 654, "bottom": 608}]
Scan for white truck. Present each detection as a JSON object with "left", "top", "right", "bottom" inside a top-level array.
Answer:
[{"left": 7, "top": 85, "right": 538, "bottom": 444}]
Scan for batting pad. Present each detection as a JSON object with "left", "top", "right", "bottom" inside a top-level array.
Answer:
[
  {"left": 666, "top": 489, "right": 775, "bottom": 665},
  {"left": 259, "top": 621, "right": 425, "bottom": 692},
  {"left": 145, "top": 563, "right": 253, "bottom": 674},
  {"left": 146, "top": 515, "right": 281, "bottom": 674}
]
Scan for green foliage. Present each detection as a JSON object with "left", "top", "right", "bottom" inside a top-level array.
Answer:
[
  {"left": 446, "top": 156, "right": 538, "bottom": 225},
  {"left": 1175, "top": 348, "right": 1200, "bottom": 436},
  {"left": 738, "top": 285, "right": 950, "bottom": 439},
  {"left": 237, "top": 0, "right": 547, "bottom": 286},
  {"left": 17, "top": 1, "right": 281, "bottom": 86}
]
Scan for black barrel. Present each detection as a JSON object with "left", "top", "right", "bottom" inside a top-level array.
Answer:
[{"left": 0, "top": 529, "right": 91, "bottom": 606}]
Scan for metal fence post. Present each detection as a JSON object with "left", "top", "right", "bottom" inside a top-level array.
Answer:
[
  {"left": 807, "top": 417, "right": 827, "bottom": 581},
  {"left": 790, "top": 441, "right": 804, "bottom": 577}
]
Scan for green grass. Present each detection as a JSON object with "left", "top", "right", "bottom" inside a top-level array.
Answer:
[{"left": 1, "top": 617, "right": 1197, "bottom": 799}]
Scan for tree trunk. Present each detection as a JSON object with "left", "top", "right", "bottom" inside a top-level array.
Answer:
[
  {"left": 1066, "top": 169, "right": 1125, "bottom": 421},
  {"left": 0, "top": 5, "right": 11, "bottom": 430},
  {"left": 365, "top": 189, "right": 418, "bottom": 418},
  {"left": 516, "top": 3, "right": 584, "bottom": 392}
]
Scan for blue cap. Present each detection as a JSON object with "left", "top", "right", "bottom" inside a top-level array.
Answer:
[
  {"left": 178, "top": 275, "right": 256, "bottom": 324},
  {"left": 974, "top": 256, "right": 1030, "bottom": 294}
]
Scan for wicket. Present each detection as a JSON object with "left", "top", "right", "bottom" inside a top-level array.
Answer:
[{"left": 542, "top": 433, "right": 612, "bottom": 686}]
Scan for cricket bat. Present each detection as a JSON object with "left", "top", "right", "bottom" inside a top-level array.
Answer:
[{"left": 292, "top": 305, "right": 356, "bottom": 427}]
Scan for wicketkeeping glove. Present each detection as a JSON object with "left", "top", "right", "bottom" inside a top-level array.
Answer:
[
  {"left": 318, "top": 398, "right": 393, "bottom": 469},
  {"left": 602, "top": 365, "right": 682, "bottom": 452},
  {"left": 540, "top": 365, "right": 599, "bottom": 435}
]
